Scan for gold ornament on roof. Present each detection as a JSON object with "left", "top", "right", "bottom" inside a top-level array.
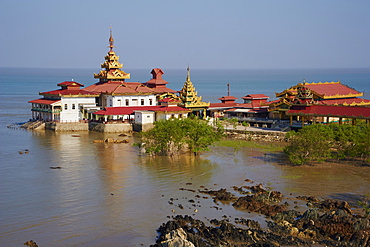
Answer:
[
  {"left": 179, "top": 67, "right": 210, "bottom": 108},
  {"left": 94, "top": 28, "right": 130, "bottom": 81}
]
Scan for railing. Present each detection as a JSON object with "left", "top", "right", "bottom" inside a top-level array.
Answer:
[{"left": 31, "top": 108, "right": 61, "bottom": 113}]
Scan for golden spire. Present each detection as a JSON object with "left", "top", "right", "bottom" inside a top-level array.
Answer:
[
  {"left": 94, "top": 27, "right": 130, "bottom": 81},
  {"left": 108, "top": 26, "right": 115, "bottom": 52},
  {"left": 186, "top": 65, "right": 191, "bottom": 82},
  {"left": 179, "top": 67, "right": 210, "bottom": 108}
]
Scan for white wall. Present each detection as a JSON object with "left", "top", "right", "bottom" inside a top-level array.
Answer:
[
  {"left": 135, "top": 111, "right": 155, "bottom": 124},
  {"left": 60, "top": 97, "right": 96, "bottom": 122},
  {"left": 156, "top": 112, "right": 187, "bottom": 121},
  {"left": 103, "top": 95, "right": 157, "bottom": 107}
]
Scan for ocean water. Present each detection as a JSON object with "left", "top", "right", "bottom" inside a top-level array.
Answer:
[{"left": 0, "top": 67, "right": 370, "bottom": 246}]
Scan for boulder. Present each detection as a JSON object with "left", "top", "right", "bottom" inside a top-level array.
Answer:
[{"left": 159, "top": 228, "right": 195, "bottom": 247}]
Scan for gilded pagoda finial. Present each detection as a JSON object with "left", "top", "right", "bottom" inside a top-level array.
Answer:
[
  {"left": 109, "top": 26, "right": 115, "bottom": 51},
  {"left": 93, "top": 28, "right": 130, "bottom": 81},
  {"left": 186, "top": 65, "right": 191, "bottom": 82}
]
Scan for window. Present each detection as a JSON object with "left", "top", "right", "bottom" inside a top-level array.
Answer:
[
  {"left": 72, "top": 104, "right": 75, "bottom": 110},
  {"left": 64, "top": 104, "right": 68, "bottom": 110},
  {"left": 149, "top": 99, "right": 153, "bottom": 105},
  {"left": 141, "top": 99, "right": 144, "bottom": 106},
  {"left": 125, "top": 99, "right": 129, "bottom": 106}
]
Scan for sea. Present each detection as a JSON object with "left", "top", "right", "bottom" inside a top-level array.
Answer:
[{"left": 0, "top": 67, "right": 370, "bottom": 246}]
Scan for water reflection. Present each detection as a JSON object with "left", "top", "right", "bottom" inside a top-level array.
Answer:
[{"left": 2, "top": 130, "right": 370, "bottom": 246}]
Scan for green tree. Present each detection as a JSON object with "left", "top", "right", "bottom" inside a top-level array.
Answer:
[
  {"left": 284, "top": 123, "right": 370, "bottom": 165},
  {"left": 284, "top": 124, "right": 334, "bottom": 165},
  {"left": 140, "top": 118, "right": 224, "bottom": 156},
  {"left": 328, "top": 122, "right": 370, "bottom": 162}
]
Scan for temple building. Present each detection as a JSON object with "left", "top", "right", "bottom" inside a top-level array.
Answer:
[
  {"left": 178, "top": 67, "right": 210, "bottom": 118},
  {"left": 206, "top": 83, "right": 270, "bottom": 126},
  {"left": 29, "top": 81, "right": 99, "bottom": 122},
  {"left": 27, "top": 30, "right": 196, "bottom": 131},
  {"left": 267, "top": 81, "right": 370, "bottom": 120}
]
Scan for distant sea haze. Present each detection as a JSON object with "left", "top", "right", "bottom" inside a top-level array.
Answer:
[{"left": 1, "top": 67, "right": 369, "bottom": 104}]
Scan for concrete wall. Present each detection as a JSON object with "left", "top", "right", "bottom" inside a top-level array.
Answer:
[
  {"left": 45, "top": 122, "right": 89, "bottom": 131},
  {"left": 89, "top": 122, "right": 133, "bottom": 133},
  {"left": 133, "top": 123, "right": 154, "bottom": 132}
]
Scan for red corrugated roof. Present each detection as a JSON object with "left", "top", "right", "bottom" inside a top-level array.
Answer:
[
  {"left": 242, "top": 94, "right": 269, "bottom": 99},
  {"left": 28, "top": 99, "right": 61, "bottom": 105},
  {"left": 218, "top": 96, "right": 238, "bottom": 101},
  {"left": 287, "top": 105, "right": 370, "bottom": 118},
  {"left": 209, "top": 102, "right": 239, "bottom": 108},
  {"left": 57, "top": 81, "right": 84, "bottom": 87},
  {"left": 304, "top": 82, "right": 361, "bottom": 98},
  {"left": 318, "top": 98, "right": 370, "bottom": 105},
  {"left": 40, "top": 89, "right": 98, "bottom": 96},
  {"left": 84, "top": 81, "right": 176, "bottom": 94}
]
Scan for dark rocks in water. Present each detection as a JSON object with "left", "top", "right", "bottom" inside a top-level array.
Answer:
[
  {"left": 319, "top": 199, "right": 353, "bottom": 214},
  {"left": 199, "top": 188, "right": 237, "bottom": 202},
  {"left": 272, "top": 210, "right": 301, "bottom": 223},
  {"left": 233, "top": 195, "right": 286, "bottom": 217},
  {"left": 50, "top": 166, "right": 61, "bottom": 169},
  {"left": 234, "top": 217, "right": 261, "bottom": 229},
  {"left": 151, "top": 215, "right": 312, "bottom": 247},
  {"left": 23, "top": 240, "right": 38, "bottom": 247}
]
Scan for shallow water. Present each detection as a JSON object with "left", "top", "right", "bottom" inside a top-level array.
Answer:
[
  {"left": 1, "top": 128, "right": 369, "bottom": 246},
  {"left": 1, "top": 67, "right": 369, "bottom": 246}
]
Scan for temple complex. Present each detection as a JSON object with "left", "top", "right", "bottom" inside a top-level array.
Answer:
[
  {"left": 26, "top": 29, "right": 370, "bottom": 132},
  {"left": 267, "top": 81, "right": 370, "bottom": 120}
]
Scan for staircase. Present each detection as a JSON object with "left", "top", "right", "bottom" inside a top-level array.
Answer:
[{"left": 20, "top": 120, "right": 45, "bottom": 130}]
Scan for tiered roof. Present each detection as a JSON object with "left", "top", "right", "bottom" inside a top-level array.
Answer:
[
  {"left": 86, "top": 31, "right": 176, "bottom": 95},
  {"left": 93, "top": 28, "right": 130, "bottom": 81},
  {"left": 179, "top": 67, "right": 210, "bottom": 108}
]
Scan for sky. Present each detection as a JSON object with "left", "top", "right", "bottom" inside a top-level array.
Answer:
[{"left": 1, "top": 0, "right": 370, "bottom": 70}]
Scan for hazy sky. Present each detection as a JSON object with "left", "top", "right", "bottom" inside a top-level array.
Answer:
[{"left": 1, "top": 0, "right": 369, "bottom": 70}]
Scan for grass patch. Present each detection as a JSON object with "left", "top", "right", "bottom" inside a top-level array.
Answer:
[{"left": 216, "top": 139, "right": 284, "bottom": 152}]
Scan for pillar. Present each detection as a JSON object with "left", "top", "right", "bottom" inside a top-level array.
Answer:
[
  {"left": 289, "top": 115, "right": 293, "bottom": 126},
  {"left": 301, "top": 116, "right": 305, "bottom": 128}
]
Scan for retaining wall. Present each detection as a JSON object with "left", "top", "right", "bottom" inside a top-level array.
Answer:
[
  {"left": 45, "top": 122, "right": 89, "bottom": 131},
  {"left": 89, "top": 122, "right": 132, "bottom": 133}
]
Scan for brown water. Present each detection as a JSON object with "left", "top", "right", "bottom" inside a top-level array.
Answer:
[{"left": 1, "top": 130, "right": 369, "bottom": 246}]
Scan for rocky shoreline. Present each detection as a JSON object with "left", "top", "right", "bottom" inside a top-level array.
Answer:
[{"left": 151, "top": 181, "right": 369, "bottom": 246}]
